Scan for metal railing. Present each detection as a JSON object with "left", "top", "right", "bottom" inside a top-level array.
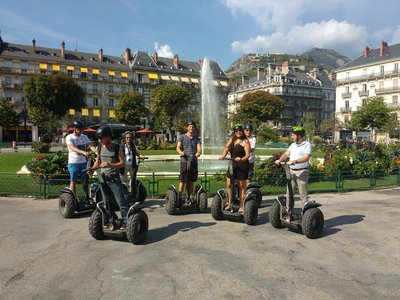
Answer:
[{"left": 0, "top": 168, "right": 399, "bottom": 199}]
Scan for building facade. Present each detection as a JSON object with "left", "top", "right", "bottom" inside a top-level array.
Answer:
[
  {"left": 228, "top": 63, "right": 335, "bottom": 136},
  {"left": 335, "top": 41, "right": 400, "bottom": 141},
  {"left": 0, "top": 36, "right": 228, "bottom": 142}
]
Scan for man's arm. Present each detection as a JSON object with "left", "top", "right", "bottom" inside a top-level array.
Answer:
[{"left": 176, "top": 141, "right": 185, "bottom": 157}]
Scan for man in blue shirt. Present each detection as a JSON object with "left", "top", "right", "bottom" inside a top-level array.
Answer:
[
  {"left": 176, "top": 121, "right": 201, "bottom": 204},
  {"left": 275, "top": 126, "right": 312, "bottom": 218}
]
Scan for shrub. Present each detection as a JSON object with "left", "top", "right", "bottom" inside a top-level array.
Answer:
[
  {"left": 26, "top": 151, "right": 68, "bottom": 175},
  {"left": 32, "top": 141, "right": 51, "bottom": 153}
]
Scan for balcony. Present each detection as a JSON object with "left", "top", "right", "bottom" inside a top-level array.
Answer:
[
  {"left": 340, "top": 107, "right": 352, "bottom": 113},
  {"left": 341, "top": 92, "right": 352, "bottom": 99},
  {"left": 375, "top": 86, "right": 400, "bottom": 95},
  {"left": 358, "top": 90, "right": 369, "bottom": 97}
]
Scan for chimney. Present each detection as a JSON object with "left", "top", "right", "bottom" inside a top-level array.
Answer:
[
  {"left": 257, "top": 67, "right": 265, "bottom": 81},
  {"left": 198, "top": 59, "right": 204, "bottom": 68},
  {"left": 380, "top": 41, "right": 388, "bottom": 56},
  {"left": 173, "top": 54, "right": 179, "bottom": 69},
  {"left": 32, "top": 38, "right": 36, "bottom": 54},
  {"left": 328, "top": 72, "right": 335, "bottom": 81},
  {"left": 152, "top": 51, "right": 158, "bottom": 63},
  {"left": 98, "top": 48, "right": 103, "bottom": 62},
  {"left": 281, "top": 61, "right": 289, "bottom": 75},
  {"left": 124, "top": 48, "right": 131, "bottom": 64},
  {"left": 363, "top": 46, "right": 370, "bottom": 58},
  {"left": 309, "top": 68, "right": 318, "bottom": 80},
  {"left": 61, "top": 41, "right": 65, "bottom": 59},
  {"left": 241, "top": 74, "right": 248, "bottom": 85}
]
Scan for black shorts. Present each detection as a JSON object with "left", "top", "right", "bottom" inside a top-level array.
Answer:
[
  {"left": 180, "top": 160, "right": 198, "bottom": 183},
  {"left": 227, "top": 162, "right": 249, "bottom": 180}
]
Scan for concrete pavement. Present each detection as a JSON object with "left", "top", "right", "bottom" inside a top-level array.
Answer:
[{"left": 0, "top": 188, "right": 399, "bottom": 299}]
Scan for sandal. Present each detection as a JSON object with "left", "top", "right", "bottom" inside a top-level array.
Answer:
[
  {"left": 238, "top": 208, "right": 244, "bottom": 214},
  {"left": 224, "top": 204, "right": 231, "bottom": 211}
]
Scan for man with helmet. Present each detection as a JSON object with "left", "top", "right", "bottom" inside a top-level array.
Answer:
[
  {"left": 66, "top": 120, "right": 95, "bottom": 196},
  {"left": 176, "top": 120, "right": 201, "bottom": 204},
  {"left": 275, "top": 126, "right": 312, "bottom": 220},
  {"left": 90, "top": 125, "right": 128, "bottom": 227},
  {"left": 243, "top": 124, "right": 256, "bottom": 182}
]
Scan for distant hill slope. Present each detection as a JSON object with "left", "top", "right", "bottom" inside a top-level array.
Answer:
[{"left": 225, "top": 48, "right": 351, "bottom": 84}]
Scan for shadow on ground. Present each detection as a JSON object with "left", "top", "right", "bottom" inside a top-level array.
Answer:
[{"left": 322, "top": 214, "right": 365, "bottom": 237}]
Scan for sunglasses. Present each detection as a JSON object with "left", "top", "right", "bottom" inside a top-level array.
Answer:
[{"left": 234, "top": 130, "right": 243, "bottom": 133}]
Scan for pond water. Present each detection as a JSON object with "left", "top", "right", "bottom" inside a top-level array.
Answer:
[{"left": 138, "top": 159, "right": 227, "bottom": 174}]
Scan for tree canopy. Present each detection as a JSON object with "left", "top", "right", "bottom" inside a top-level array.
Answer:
[
  {"left": 0, "top": 98, "right": 20, "bottom": 130},
  {"left": 114, "top": 92, "right": 148, "bottom": 125},
  {"left": 24, "top": 74, "right": 85, "bottom": 128},
  {"left": 238, "top": 90, "right": 284, "bottom": 127}
]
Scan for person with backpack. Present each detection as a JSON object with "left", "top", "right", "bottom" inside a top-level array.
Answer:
[{"left": 90, "top": 125, "right": 128, "bottom": 228}]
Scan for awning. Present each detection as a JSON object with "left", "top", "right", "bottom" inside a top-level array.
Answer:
[
  {"left": 148, "top": 73, "right": 158, "bottom": 80},
  {"left": 220, "top": 81, "right": 228, "bottom": 87},
  {"left": 52, "top": 64, "right": 60, "bottom": 71},
  {"left": 181, "top": 77, "right": 190, "bottom": 83},
  {"left": 191, "top": 78, "right": 199, "bottom": 83},
  {"left": 161, "top": 75, "right": 170, "bottom": 80},
  {"left": 170, "top": 76, "right": 180, "bottom": 81},
  {"left": 81, "top": 108, "right": 89, "bottom": 116},
  {"left": 68, "top": 109, "right": 75, "bottom": 115},
  {"left": 67, "top": 66, "right": 75, "bottom": 71},
  {"left": 39, "top": 63, "right": 47, "bottom": 70},
  {"left": 108, "top": 109, "right": 115, "bottom": 118},
  {"left": 92, "top": 69, "right": 100, "bottom": 74},
  {"left": 80, "top": 67, "right": 88, "bottom": 73},
  {"left": 93, "top": 109, "right": 101, "bottom": 117},
  {"left": 121, "top": 72, "right": 128, "bottom": 78},
  {"left": 108, "top": 70, "right": 115, "bottom": 76}
]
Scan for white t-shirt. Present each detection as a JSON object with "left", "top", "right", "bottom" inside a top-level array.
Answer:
[
  {"left": 66, "top": 133, "right": 91, "bottom": 164},
  {"left": 248, "top": 136, "right": 256, "bottom": 164},
  {"left": 124, "top": 144, "right": 139, "bottom": 166},
  {"left": 287, "top": 141, "right": 312, "bottom": 169}
]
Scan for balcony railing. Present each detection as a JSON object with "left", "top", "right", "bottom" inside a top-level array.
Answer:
[
  {"left": 340, "top": 107, "right": 352, "bottom": 113},
  {"left": 336, "top": 69, "right": 399, "bottom": 84},
  {"left": 375, "top": 86, "right": 400, "bottom": 95},
  {"left": 341, "top": 92, "right": 352, "bottom": 99},
  {"left": 358, "top": 90, "right": 369, "bottom": 97}
]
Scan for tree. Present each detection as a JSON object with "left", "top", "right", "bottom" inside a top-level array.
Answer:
[
  {"left": 114, "top": 92, "right": 148, "bottom": 125},
  {"left": 0, "top": 98, "right": 20, "bottom": 130},
  {"left": 349, "top": 96, "right": 392, "bottom": 141},
  {"left": 24, "top": 74, "right": 85, "bottom": 129},
  {"left": 238, "top": 90, "right": 284, "bottom": 128},
  {"left": 150, "top": 85, "right": 191, "bottom": 138},
  {"left": 257, "top": 124, "right": 280, "bottom": 143},
  {"left": 301, "top": 111, "right": 316, "bottom": 142}
]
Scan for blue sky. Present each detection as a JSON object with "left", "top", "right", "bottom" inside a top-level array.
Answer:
[{"left": 1, "top": 0, "right": 400, "bottom": 70}]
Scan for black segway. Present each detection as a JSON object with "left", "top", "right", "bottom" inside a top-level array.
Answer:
[
  {"left": 211, "top": 158, "right": 260, "bottom": 225},
  {"left": 165, "top": 155, "right": 208, "bottom": 215},
  {"left": 269, "top": 162, "right": 324, "bottom": 239},
  {"left": 88, "top": 167, "right": 148, "bottom": 245},
  {"left": 58, "top": 154, "right": 96, "bottom": 218},
  {"left": 122, "top": 156, "right": 148, "bottom": 205}
]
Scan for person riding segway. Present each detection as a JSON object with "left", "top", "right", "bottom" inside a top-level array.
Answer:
[
  {"left": 211, "top": 124, "right": 260, "bottom": 225},
  {"left": 165, "top": 120, "right": 207, "bottom": 214},
  {"left": 87, "top": 125, "right": 148, "bottom": 244},
  {"left": 269, "top": 126, "right": 324, "bottom": 238}
]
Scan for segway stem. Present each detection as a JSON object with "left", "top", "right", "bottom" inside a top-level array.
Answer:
[{"left": 281, "top": 162, "right": 295, "bottom": 212}]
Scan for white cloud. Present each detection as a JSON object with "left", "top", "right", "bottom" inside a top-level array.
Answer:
[
  {"left": 231, "top": 19, "right": 368, "bottom": 58},
  {"left": 390, "top": 26, "right": 400, "bottom": 45},
  {"left": 154, "top": 42, "right": 174, "bottom": 58}
]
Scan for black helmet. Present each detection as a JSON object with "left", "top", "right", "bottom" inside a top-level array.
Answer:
[
  {"left": 233, "top": 124, "right": 243, "bottom": 132},
  {"left": 244, "top": 124, "right": 253, "bottom": 131},
  {"left": 187, "top": 120, "right": 196, "bottom": 127},
  {"left": 72, "top": 120, "right": 84, "bottom": 130},
  {"left": 96, "top": 125, "right": 113, "bottom": 139},
  {"left": 292, "top": 126, "right": 305, "bottom": 136}
]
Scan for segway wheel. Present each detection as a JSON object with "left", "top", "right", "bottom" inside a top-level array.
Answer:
[
  {"left": 59, "top": 193, "right": 76, "bottom": 218},
  {"left": 243, "top": 197, "right": 258, "bottom": 225},
  {"left": 197, "top": 192, "right": 208, "bottom": 213},
  {"left": 211, "top": 194, "right": 224, "bottom": 220},
  {"left": 126, "top": 210, "right": 148, "bottom": 245},
  {"left": 269, "top": 200, "right": 284, "bottom": 229},
  {"left": 302, "top": 207, "right": 324, "bottom": 239},
  {"left": 138, "top": 184, "right": 147, "bottom": 204},
  {"left": 88, "top": 209, "right": 104, "bottom": 240},
  {"left": 165, "top": 189, "right": 178, "bottom": 215}
]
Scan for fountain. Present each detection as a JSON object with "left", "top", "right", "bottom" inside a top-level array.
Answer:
[{"left": 200, "top": 58, "right": 225, "bottom": 157}]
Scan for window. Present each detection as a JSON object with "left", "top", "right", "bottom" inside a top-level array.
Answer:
[
  {"left": 21, "top": 62, "right": 28, "bottom": 73},
  {"left": 67, "top": 70, "right": 73, "bottom": 77},
  {"left": 362, "top": 99, "right": 367, "bottom": 106},
  {"left": 393, "top": 95, "right": 398, "bottom": 105},
  {"left": 81, "top": 83, "right": 87, "bottom": 91},
  {"left": 362, "top": 83, "right": 367, "bottom": 92},
  {"left": 93, "top": 97, "right": 99, "bottom": 106},
  {"left": 138, "top": 87, "right": 144, "bottom": 95},
  {"left": 344, "top": 115, "right": 349, "bottom": 123},
  {"left": 345, "top": 86, "right": 350, "bottom": 93},
  {"left": 138, "top": 74, "right": 144, "bottom": 83},
  {"left": 394, "top": 63, "right": 398, "bottom": 73},
  {"left": 4, "top": 60, "right": 12, "bottom": 70},
  {"left": 93, "top": 74, "right": 98, "bottom": 80},
  {"left": 108, "top": 85, "right": 114, "bottom": 94},
  {"left": 380, "top": 65, "right": 384, "bottom": 75},
  {"left": 92, "top": 84, "right": 98, "bottom": 93},
  {"left": 121, "top": 85, "right": 126, "bottom": 93},
  {"left": 108, "top": 99, "right": 114, "bottom": 107},
  {"left": 345, "top": 100, "right": 349, "bottom": 108},
  {"left": 363, "top": 69, "right": 367, "bottom": 77},
  {"left": 4, "top": 76, "right": 12, "bottom": 86},
  {"left": 5, "top": 92, "right": 12, "bottom": 101},
  {"left": 80, "top": 72, "right": 87, "bottom": 79}
]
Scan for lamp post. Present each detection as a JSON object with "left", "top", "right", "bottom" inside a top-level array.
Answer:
[{"left": 22, "top": 100, "right": 28, "bottom": 145}]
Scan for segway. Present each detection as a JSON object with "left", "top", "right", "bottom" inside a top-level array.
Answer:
[
  {"left": 269, "top": 162, "right": 324, "bottom": 239},
  {"left": 122, "top": 156, "right": 148, "bottom": 205},
  {"left": 165, "top": 155, "right": 208, "bottom": 215},
  {"left": 211, "top": 157, "right": 260, "bottom": 225},
  {"left": 58, "top": 154, "right": 96, "bottom": 218},
  {"left": 88, "top": 167, "right": 148, "bottom": 245}
]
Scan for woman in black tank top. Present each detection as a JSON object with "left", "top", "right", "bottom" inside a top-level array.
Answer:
[{"left": 218, "top": 125, "right": 250, "bottom": 213}]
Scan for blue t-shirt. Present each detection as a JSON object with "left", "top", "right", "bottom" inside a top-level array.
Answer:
[{"left": 287, "top": 141, "right": 312, "bottom": 169}]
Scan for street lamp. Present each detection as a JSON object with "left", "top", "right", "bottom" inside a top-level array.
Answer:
[{"left": 22, "top": 99, "right": 28, "bottom": 145}]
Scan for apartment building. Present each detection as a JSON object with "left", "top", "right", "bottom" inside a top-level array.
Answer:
[
  {"left": 228, "top": 62, "right": 335, "bottom": 136},
  {"left": 335, "top": 41, "right": 400, "bottom": 140},
  {"left": 0, "top": 35, "right": 228, "bottom": 142}
]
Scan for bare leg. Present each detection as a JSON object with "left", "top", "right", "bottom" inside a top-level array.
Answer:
[
  {"left": 69, "top": 181, "right": 76, "bottom": 196},
  {"left": 225, "top": 177, "right": 231, "bottom": 209},
  {"left": 238, "top": 179, "right": 246, "bottom": 212}
]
